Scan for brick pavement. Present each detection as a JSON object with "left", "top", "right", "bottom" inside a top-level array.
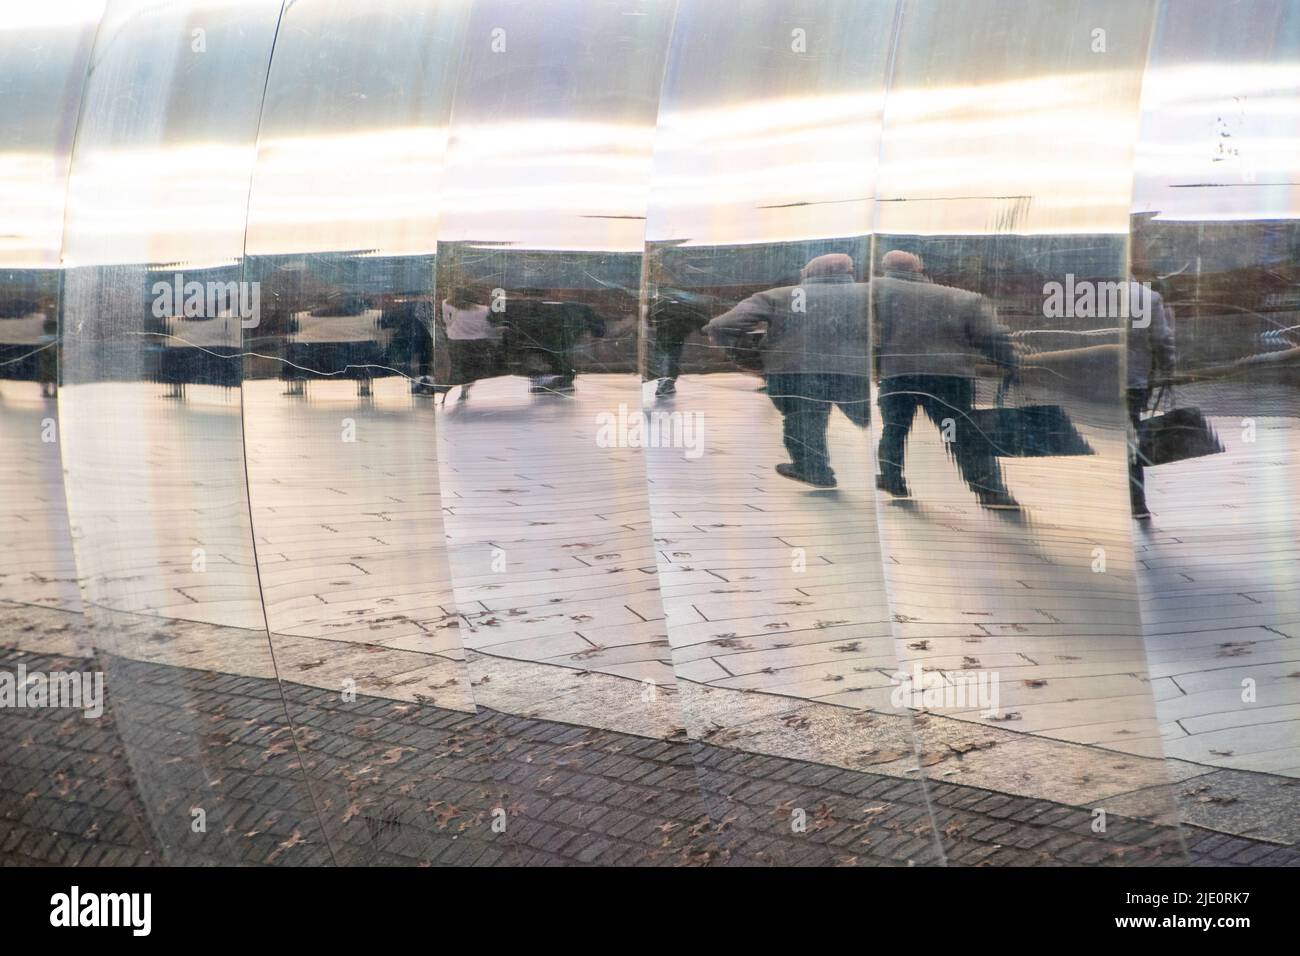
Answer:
[{"left": 3, "top": 649, "right": 1296, "bottom": 867}]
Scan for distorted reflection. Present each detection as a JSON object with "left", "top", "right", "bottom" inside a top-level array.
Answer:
[
  {"left": 1126, "top": 0, "right": 1300, "bottom": 843},
  {"left": 870, "top": 0, "right": 1185, "bottom": 860},
  {"left": 432, "top": 0, "right": 712, "bottom": 865},
  {"left": 239, "top": 0, "right": 497, "bottom": 865},
  {"left": 5, "top": 0, "right": 1299, "bottom": 870},
  {"left": 0, "top": 0, "right": 100, "bottom": 646},
  {"left": 55, "top": 0, "right": 330, "bottom": 863},
  {"left": 643, "top": 0, "right": 941, "bottom": 866},
  {"left": 705, "top": 253, "right": 872, "bottom": 489},
  {"left": 873, "top": 249, "right": 1021, "bottom": 508}
]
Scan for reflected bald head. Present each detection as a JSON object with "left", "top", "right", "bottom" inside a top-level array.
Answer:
[
  {"left": 882, "top": 250, "right": 923, "bottom": 274},
  {"left": 801, "top": 253, "right": 854, "bottom": 280}
]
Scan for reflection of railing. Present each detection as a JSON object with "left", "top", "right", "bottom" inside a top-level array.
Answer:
[
  {"left": 1166, "top": 299, "right": 1300, "bottom": 367},
  {"left": 1260, "top": 324, "right": 1300, "bottom": 349}
]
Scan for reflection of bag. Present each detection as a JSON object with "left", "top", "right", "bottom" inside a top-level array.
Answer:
[
  {"left": 1137, "top": 386, "right": 1223, "bottom": 466},
  {"left": 969, "top": 381, "right": 1094, "bottom": 458},
  {"left": 970, "top": 405, "right": 1094, "bottom": 457},
  {"left": 723, "top": 329, "right": 766, "bottom": 371}
]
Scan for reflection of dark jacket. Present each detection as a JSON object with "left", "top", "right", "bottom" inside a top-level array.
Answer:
[
  {"left": 703, "top": 274, "right": 871, "bottom": 376},
  {"left": 505, "top": 298, "right": 603, "bottom": 350},
  {"left": 384, "top": 300, "right": 433, "bottom": 369},
  {"left": 873, "top": 273, "right": 1014, "bottom": 379},
  {"left": 1126, "top": 283, "right": 1175, "bottom": 389},
  {"left": 649, "top": 289, "right": 711, "bottom": 345}
]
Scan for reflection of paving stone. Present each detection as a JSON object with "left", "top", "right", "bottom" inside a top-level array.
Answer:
[
  {"left": 1170, "top": 769, "right": 1300, "bottom": 846},
  {"left": 3, "top": 648, "right": 1296, "bottom": 866}
]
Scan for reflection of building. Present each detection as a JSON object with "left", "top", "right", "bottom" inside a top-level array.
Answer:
[
  {"left": 0, "top": 270, "right": 58, "bottom": 386},
  {"left": 1133, "top": 213, "right": 1300, "bottom": 370}
]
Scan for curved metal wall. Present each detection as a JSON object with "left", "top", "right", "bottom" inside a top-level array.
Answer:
[
  {"left": 3, "top": 0, "right": 1297, "bottom": 866},
  {"left": 642, "top": 0, "right": 942, "bottom": 865},
  {"left": 55, "top": 0, "right": 330, "bottom": 864},
  {"left": 870, "top": 0, "right": 1184, "bottom": 857},
  {"left": 239, "top": 0, "right": 493, "bottom": 866},
  {"left": 1130, "top": 0, "right": 1300, "bottom": 829}
]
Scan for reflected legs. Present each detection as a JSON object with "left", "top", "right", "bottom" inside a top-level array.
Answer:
[
  {"left": 877, "top": 374, "right": 1010, "bottom": 502},
  {"left": 767, "top": 372, "right": 869, "bottom": 484},
  {"left": 1127, "top": 386, "right": 1149, "bottom": 517}
]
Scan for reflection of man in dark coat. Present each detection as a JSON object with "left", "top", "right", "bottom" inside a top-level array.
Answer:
[
  {"left": 503, "top": 293, "right": 603, "bottom": 394},
  {"left": 647, "top": 286, "right": 711, "bottom": 397},
  {"left": 873, "top": 251, "right": 1020, "bottom": 508},
  {"left": 384, "top": 298, "right": 437, "bottom": 393},
  {"left": 1127, "top": 280, "right": 1176, "bottom": 518},
  {"left": 705, "top": 253, "right": 871, "bottom": 488}
]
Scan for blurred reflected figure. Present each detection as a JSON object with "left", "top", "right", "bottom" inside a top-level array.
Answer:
[
  {"left": 441, "top": 285, "right": 502, "bottom": 402},
  {"left": 1127, "top": 280, "right": 1176, "bottom": 519},
  {"left": 501, "top": 292, "right": 603, "bottom": 395},
  {"left": 38, "top": 315, "right": 58, "bottom": 398},
  {"left": 873, "top": 250, "right": 1021, "bottom": 509},
  {"left": 705, "top": 253, "right": 871, "bottom": 488},
  {"left": 648, "top": 283, "right": 711, "bottom": 398},
  {"left": 385, "top": 298, "right": 438, "bottom": 395}
]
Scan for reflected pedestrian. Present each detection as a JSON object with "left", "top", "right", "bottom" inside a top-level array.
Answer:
[
  {"left": 441, "top": 285, "right": 502, "bottom": 402},
  {"left": 1127, "top": 279, "right": 1176, "bottom": 519},
  {"left": 873, "top": 250, "right": 1021, "bottom": 509},
  {"left": 705, "top": 253, "right": 871, "bottom": 488}
]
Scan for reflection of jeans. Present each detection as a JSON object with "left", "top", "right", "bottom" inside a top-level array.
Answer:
[
  {"left": 877, "top": 374, "right": 1007, "bottom": 495},
  {"left": 766, "top": 373, "right": 870, "bottom": 478},
  {"left": 505, "top": 323, "right": 577, "bottom": 380},
  {"left": 652, "top": 335, "right": 685, "bottom": 381},
  {"left": 1127, "top": 387, "right": 1148, "bottom": 510},
  {"left": 448, "top": 338, "right": 500, "bottom": 384}
]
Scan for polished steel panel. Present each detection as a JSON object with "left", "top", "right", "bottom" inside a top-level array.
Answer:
[
  {"left": 3, "top": 0, "right": 1295, "bottom": 868},
  {"left": 432, "top": 0, "right": 712, "bottom": 863},
  {"left": 1130, "top": 0, "right": 1300, "bottom": 840},
  {"left": 0, "top": 0, "right": 121, "bottom": 855},
  {"left": 0, "top": 2, "right": 101, "bottom": 630},
  {"left": 871, "top": 0, "right": 1185, "bottom": 859},
  {"left": 57, "top": 0, "right": 332, "bottom": 863},
  {"left": 642, "top": 0, "right": 941, "bottom": 865},
  {"left": 240, "top": 0, "right": 495, "bottom": 864}
]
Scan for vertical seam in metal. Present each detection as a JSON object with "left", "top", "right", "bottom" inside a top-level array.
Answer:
[{"left": 235, "top": 0, "right": 342, "bottom": 867}]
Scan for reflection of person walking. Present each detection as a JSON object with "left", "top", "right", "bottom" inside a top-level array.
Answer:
[
  {"left": 1127, "top": 281, "right": 1176, "bottom": 519},
  {"left": 873, "top": 251, "right": 1020, "bottom": 509},
  {"left": 705, "top": 253, "right": 871, "bottom": 489},
  {"left": 648, "top": 287, "right": 709, "bottom": 398},
  {"left": 39, "top": 315, "right": 58, "bottom": 398},
  {"left": 441, "top": 287, "right": 501, "bottom": 402}
]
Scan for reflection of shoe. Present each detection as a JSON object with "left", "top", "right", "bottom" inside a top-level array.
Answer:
[
  {"left": 776, "top": 463, "right": 837, "bottom": 488},
  {"left": 875, "top": 474, "right": 910, "bottom": 498},
  {"left": 529, "top": 375, "right": 575, "bottom": 394},
  {"left": 978, "top": 490, "right": 1021, "bottom": 510},
  {"left": 655, "top": 378, "right": 676, "bottom": 396}
]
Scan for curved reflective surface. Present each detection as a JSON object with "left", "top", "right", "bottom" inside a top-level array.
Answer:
[
  {"left": 56, "top": 0, "right": 331, "bottom": 863},
  {"left": 643, "top": 0, "right": 942, "bottom": 865},
  {"left": 3, "top": 0, "right": 1297, "bottom": 867},
  {"left": 1130, "top": 0, "right": 1300, "bottom": 841},
  {"left": 240, "top": 0, "right": 495, "bottom": 865},
  {"left": 870, "top": 0, "right": 1184, "bottom": 859}
]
